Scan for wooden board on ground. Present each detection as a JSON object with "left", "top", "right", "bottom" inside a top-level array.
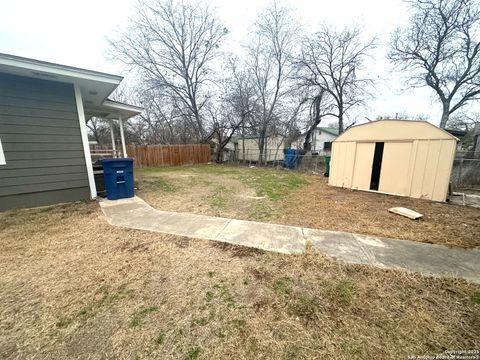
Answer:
[{"left": 388, "top": 207, "right": 423, "bottom": 220}]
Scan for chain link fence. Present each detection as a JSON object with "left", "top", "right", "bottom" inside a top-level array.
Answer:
[
  {"left": 225, "top": 148, "right": 328, "bottom": 174},
  {"left": 451, "top": 156, "right": 480, "bottom": 190},
  {"left": 225, "top": 148, "right": 480, "bottom": 190}
]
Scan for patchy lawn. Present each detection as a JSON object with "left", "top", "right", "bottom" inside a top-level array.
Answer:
[
  {"left": 0, "top": 202, "right": 479, "bottom": 359},
  {"left": 136, "top": 164, "right": 480, "bottom": 248},
  {"left": 136, "top": 165, "right": 307, "bottom": 220}
]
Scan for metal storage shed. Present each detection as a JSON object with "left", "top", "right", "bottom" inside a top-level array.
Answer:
[{"left": 328, "top": 120, "right": 458, "bottom": 202}]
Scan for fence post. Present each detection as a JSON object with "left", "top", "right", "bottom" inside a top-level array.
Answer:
[{"left": 458, "top": 158, "right": 463, "bottom": 188}]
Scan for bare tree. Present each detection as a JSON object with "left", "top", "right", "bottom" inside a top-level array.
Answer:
[
  {"left": 448, "top": 111, "right": 479, "bottom": 149},
  {"left": 221, "top": 58, "right": 257, "bottom": 162},
  {"left": 300, "top": 90, "right": 335, "bottom": 150},
  {"left": 297, "top": 25, "right": 376, "bottom": 133},
  {"left": 246, "top": 3, "right": 299, "bottom": 164},
  {"left": 208, "top": 107, "right": 243, "bottom": 163},
  {"left": 109, "top": 0, "right": 227, "bottom": 142},
  {"left": 86, "top": 84, "right": 137, "bottom": 145},
  {"left": 376, "top": 112, "right": 430, "bottom": 121},
  {"left": 133, "top": 85, "right": 201, "bottom": 144},
  {"left": 449, "top": 111, "right": 479, "bottom": 131},
  {"left": 86, "top": 117, "right": 105, "bottom": 144},
  {"left": 390, "top": 0, "right": 480, "bottom": 129}
]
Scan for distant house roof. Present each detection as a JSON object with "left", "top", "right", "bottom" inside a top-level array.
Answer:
[
  {"left": 234, "top": 135, "right": 280, "bottom": 141},
  {"left": 315, "top": 127, "right": 339, "bottom": 136},
  {"left": 445, "top": 128, "right": 467, "bottom": 137}
]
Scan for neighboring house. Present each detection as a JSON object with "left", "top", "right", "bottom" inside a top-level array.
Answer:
[
  {"left": 290, "top": 127, "right": 339, "bottom": 153},
  {"left": 234, "top": 136, "right": 286, "bottom": 162},
  {"left": 445, "top": 128, "right": 467, "bottom": 150},
  {"left": 208, "top": 137, "right": 235, "bottom": 162},
  {"left": 311, "top": 127, "right": 339, "bottom": 153},
  {"left": 221, "top": 140, "right": 236, "bottom": 162},
  {"left": 0, "top": 53, "right": 143, "bottom": 211},
  {"left": 474, "top": 123, "right": 480, "bottom": 158}
]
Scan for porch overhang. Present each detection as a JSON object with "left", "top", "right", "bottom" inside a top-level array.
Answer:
[
  {"left": 85, "top": 99, "right": 144, "bottom": 159},
  {"left": 84, "top": 99, "right": 144, "bottom": 121}
]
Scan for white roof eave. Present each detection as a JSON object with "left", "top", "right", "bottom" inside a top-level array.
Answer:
[{"left": 0, "top": 53, "right": 123, "bottom": 107}]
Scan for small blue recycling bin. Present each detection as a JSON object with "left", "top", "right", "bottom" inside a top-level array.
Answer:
[{"left": 101, "top": 158, "right": 134, "bottom": 200}]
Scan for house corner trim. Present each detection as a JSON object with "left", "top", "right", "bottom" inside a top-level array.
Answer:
[{"left": 74, "top": 84, "right": 97, "bottom": 199}]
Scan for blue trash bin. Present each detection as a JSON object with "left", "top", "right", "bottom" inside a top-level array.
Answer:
[
  {"left": 101, "top": 158, "right": 134, "bottom": 200},
  {"left": 284, "top": 149, "right": 299, "bottom": 169}
]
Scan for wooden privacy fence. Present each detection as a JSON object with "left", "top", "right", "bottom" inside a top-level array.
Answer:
[{"left": 126, "top": 144, "right": 211, "bottom": 167}]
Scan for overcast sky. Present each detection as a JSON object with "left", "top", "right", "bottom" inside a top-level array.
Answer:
[{"left": 0, "top": 0, "right": 449, "bottom": 126}]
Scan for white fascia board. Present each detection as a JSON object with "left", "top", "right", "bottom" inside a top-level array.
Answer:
[
  {"left": 0, "top": 53, "right": 122, "bottom": 85},
  {"left": 74, "top": 84, "right": 97, "bottom": 199},
  {"left": 103, "top": 99, "right": 144, "bottom": 112}
]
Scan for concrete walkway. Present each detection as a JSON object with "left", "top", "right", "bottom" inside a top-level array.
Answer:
[{"left": 100, "top": 196, "right": 480, "bottom": 284}]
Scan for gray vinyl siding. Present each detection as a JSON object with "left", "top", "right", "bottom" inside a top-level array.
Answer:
[{"left": 0, "top": 73, "right": 90, "bottom": 211}]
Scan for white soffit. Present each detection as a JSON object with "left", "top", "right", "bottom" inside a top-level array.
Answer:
[{"left": 0, "top": 53, "right": 123, "bottom": 106}]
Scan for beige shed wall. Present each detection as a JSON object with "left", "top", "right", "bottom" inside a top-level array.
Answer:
[{"left": 329, "top": 122, "right": 457, "bottom": 202}]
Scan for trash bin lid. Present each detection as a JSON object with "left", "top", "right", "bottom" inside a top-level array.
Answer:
[{"left": 101, "top": 157, "right": 134, "bottom": 164}]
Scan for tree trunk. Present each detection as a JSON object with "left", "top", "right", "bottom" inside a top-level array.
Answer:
[
  {"left": 242, "top": 125, "right": 246, "bottom": 163},
  {"left": 303, "top": 95, "right": 322, "bottom": 150},
  {"left": 258, "top": 134, "right": 265, "bottom": 165},
  {"left": 216, "top": 140, "right": 223, "bottom": 163},
  {"left": 338, "top": 101, "right": 345, "bottom": 134},
  {"left": 216, "top": 148, "right": 223, "bottom": 163},
  {"left": 439, "top": 102, "right": 450, "bottom": 129},
  {"left": 303, "top": 131, "right": 313, "bottom": 151}
]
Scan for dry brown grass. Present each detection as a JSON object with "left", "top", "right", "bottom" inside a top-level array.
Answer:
[
  {"left": 0, "top": 202, "right": 479, "bottom": 359},
  {"left": 136, "top": 165, "right": 480, "bottom": 249},
  {"left": 279, "top": 176, "right": 480, "bottom": 249}
]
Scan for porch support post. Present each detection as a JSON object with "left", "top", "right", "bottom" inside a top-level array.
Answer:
[
  {"left": 110, "top": 119, "right": 117, "bottom": 158},
  {"left": 119, "top": 115, "right": 127, "bottom": 157}
]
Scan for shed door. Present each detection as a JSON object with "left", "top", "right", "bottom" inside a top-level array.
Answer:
[
  {"left": 351, "top": 142, "right": 375, "bottom": 190},
  {"left": 378, "top": 142, "right": 412, "bottom": 196}
]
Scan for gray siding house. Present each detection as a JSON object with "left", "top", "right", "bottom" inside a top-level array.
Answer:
[{"left": 0, "top": 54, "right": 142, "bottom": 211}]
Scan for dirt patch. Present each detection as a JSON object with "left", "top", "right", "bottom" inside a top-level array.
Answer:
[
  {"left": 212, "top": 242, "right": 265, "bottom": 257},
  {"left": 174, "top": 236, "right": 190, "bottom": 248},
  {"left": 0, "top": 202, "right": 479, "bottom": 359},
  {"left": 278, "top": 176, "right": 480, "bottom": 248},
  {"left": 136, "top": 169, "right": 276, "bottom": 220}
]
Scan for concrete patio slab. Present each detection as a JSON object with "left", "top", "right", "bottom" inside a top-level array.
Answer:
[{"left": 99, "top": 196, "right": 480, "bottom": 284}]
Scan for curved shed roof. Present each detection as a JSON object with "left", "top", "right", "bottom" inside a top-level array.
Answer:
[{"left": 334, "top": 119, "right": 458, "bottom": 142}]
